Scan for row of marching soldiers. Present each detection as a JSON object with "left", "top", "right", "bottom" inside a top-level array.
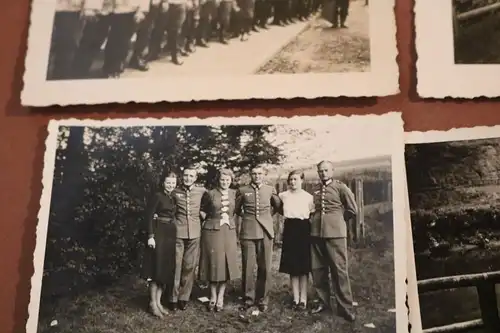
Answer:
[{"left": 49, "top": 0, "right": 321, "bottom": 80}]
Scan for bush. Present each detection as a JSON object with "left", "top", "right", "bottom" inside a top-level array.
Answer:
[{"left": 411, "top": 205, "right": 500, "bottom": 253}]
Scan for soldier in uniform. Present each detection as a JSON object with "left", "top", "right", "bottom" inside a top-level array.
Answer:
[
  {"left": 49, "top": 0, "right": 98, "bottom": 80},
  {"left": 182, "top": 0, "right": 201, "bottom": 53},
  {"left": 253, "top": 0, "right": 271, "bottom": 30},
  {"left": 166, "top": 0, "right": 188, "bottom": 65},
  {"left": 331, "top": 0, "right": 349, "bottom": 28},
  {"left": 309, "top": 160, "right": 357, "bottom": 322},
  {"left": 217, "top": 0, "right": 237, "bottom": 44},
  {"left": 129, "top": 0, "right": 164, "bottom": 71},
  {"left": 169, "top": 165, "right": 208, "bottom": 311},
  {"left": 196, "top": 0, "right": 218, "bottom": 47},
  {"left": 235, "top": 165, "right": 282, "bottom": 312},
  {"left": 72, "top": 0, "right": 149, "bottom": 78}
]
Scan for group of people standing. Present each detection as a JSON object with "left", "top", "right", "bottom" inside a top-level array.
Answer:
[
  {"left": 142, "top": 160, "right": 358, "bottom": 323},
  {"left": 49, "top": 0, "right": 323, "bottom": 80}
]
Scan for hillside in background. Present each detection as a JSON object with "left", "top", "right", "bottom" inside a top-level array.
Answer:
[
  {"left": 407, "top": 138, "right": 500, "bottom": 253},
  {"left": 406, "top": 138, "right": 500, "bottom": 211}
]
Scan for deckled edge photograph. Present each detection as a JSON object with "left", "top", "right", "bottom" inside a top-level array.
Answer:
[
  {"left": 415, "top": 0, "right": 500, "bottom": 98},
  {"left": 20, "top": 0, "right": 398, "bottom": 107},
  {"left": 405, "top": 125, "right": 500, "bottom": 333},
  {"left": 26, "top": 112, "right": 407, "bottom": 333}
]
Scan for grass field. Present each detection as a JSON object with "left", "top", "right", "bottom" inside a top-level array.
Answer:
[{"left": 37, "top": 211, "right": 396, "bottom": 333}]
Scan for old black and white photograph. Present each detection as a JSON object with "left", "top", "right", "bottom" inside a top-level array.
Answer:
[
  {"left": 415, "top": 0, "right": 500, "bottom": 98},
  {"left": 453, "top": 0, "right": 500, "bottom": 65},
  {"left": 21, "top": 0, "right": 398, "bottom": 106},
  {"left": 27, "top": 113, "right": 407, "bottom": 333},
  {"left": 405, "top": 127, "right": 500, "bottom": 333}
]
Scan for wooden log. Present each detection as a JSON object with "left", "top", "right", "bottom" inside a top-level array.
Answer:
[
  {"left": 477, "top": 282, "right": 500, "bottom": 333},
  {"left": 418, "top": 271, "right": 500, "bottom": 293},
  {"left": 354, "top": 178, "right": 365, "bottom": 241},
  {"left": 423, "top": 319, "right": 483, "bottom": 333},
  {"left": 456, "top": 2, "right": 500, "bottom": 21}
]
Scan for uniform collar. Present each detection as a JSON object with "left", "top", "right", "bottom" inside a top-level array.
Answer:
[
  {"left": 182, "top": 184, "right": 194, "bottom": 191},
  {"left": 321, "top": 179, "right": 333, "bottom": 187},
  {"left": 251, "top": 182, "right": 262, "bottom": 190}
]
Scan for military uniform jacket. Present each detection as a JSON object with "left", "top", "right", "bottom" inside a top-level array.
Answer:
[
  {"left": 310, "top": 179, "right": 357, "bottom": 238},
  {"left": 202, "top": 188, "right": 237, "bottom": 230},
  {"left": 235, "top": 183, "right": 281, "bottom": 240},
  {"left": 172, "top": 185, "right": 208, "bottom": 239}
]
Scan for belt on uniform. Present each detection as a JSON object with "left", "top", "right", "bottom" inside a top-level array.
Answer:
[{"left": 156, "top": 216, "right": 174, "bottom": 223}]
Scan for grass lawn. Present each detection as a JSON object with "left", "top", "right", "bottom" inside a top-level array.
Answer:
[{"left": 37, "top": 213, "right": 396, "bottom": 333}]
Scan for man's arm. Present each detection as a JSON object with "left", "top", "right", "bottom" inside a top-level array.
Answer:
[
  {"left": 340, "top": 183, "right": 358, "bottom": 221},
  {"left": 270, "top": 186, "right": 282, "bottom": 216}
]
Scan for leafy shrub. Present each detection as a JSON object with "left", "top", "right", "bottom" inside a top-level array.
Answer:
[{"left": 411, "top": 205, "right": 500, "bottom": 253}]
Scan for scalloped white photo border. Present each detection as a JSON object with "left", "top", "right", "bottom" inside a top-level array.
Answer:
[
  {"left": 26, "top": 112, "right": 407, "bottom": 333},
  {"left": 406, "top": 124, "right": 500, "bottom": 333},
  {"left": 415, "top": 0, "right": 500, "bottom": 98},
  {"left": 21, "top": 0, "right": 398, "bottom": 106}
]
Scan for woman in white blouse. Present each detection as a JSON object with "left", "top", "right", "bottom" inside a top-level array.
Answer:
[{"left": 278, "top": 170, "right": 314, "bottom": 311}]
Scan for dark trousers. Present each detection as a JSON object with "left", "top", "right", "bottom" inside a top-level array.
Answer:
[
  {"left": 48, "top": 11, "right": 82, "bottom": 80},
  {"left": 218, "top": 1, "right": 233, "bottom": 40},
  {"left": 198, "top": 0, "right": 217, "bottom": 42},
  {"left": 332, "top": 0, "right": 349, "bottom": 26},
  {"left": 131, "top": 4, "right": 161, "bottom": 63},
  {"left": 72, "top": 13, "right": 136, "bottom": 78},
  {"left": 149, "top": 7, "right": 170, "bottom": 59},
  {"left": 253, "top": 0, "right": 271, "bottom": 27},
  {"left": 182, "top": 6, "right": 200, "bottom": 51},
  {"left": 310, "top": 237, "right": 353, "bottom": 314},
  {"left": 272, "top": 0, "right": 287, "bottom": 24},
  {"left": 241, "top": 233, "right": 273, "bottom": 305},
  {"left": 102, "top": 12, "right": 137, "bottom": 75},
  {"left": 167, "top": 3, "right": 187, "bottom": 59},
  {"left": 72, "top": 14, "right": 109, "bottom": 78},
  {"left": 171, "top": 237, "right": 200, "bottom": 302}
]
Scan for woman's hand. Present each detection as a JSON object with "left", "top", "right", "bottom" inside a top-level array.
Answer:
[{"left": 148, "top": 237, "right": 156, "bottom": 249}]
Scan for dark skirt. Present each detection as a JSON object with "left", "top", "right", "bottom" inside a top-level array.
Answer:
[
  {"left": 279, "top": 218, "right": 312, "bottom": 276},
  {"left": 141, "top": 218, "right": 177, "bottom": 285},
  {"left": 199, "top": 224, "right": 240, "bottom": 282}
]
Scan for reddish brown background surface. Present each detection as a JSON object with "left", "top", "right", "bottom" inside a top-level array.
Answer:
[{"left": 1, "top": 0, "right": 500, "bottom": 332}]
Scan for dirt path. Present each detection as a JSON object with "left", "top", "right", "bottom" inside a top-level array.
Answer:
[{"left": 256, "top": 1, "right": 370, "bottom": 74}]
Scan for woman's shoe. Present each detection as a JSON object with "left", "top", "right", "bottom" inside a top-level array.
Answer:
[
  {"left": 291, "top": 301, "right": 299, "bottom": 311},
  {"left": 150, "top": 301, "right": 164, "bottom": 318},
  {"left": 207, "top": 301, "right": 216, "bottom": 312},
  {"left": 298, "top": 302, "right": 307, "bottom": 311},
  {"left": 215, "top": 299, "right": 224, "bottom": 312}
]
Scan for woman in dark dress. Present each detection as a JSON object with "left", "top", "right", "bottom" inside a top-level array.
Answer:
[
  {"left": 199, "top": 168, "right": 240, "bottom": 312},
  {"left": 278, "top": 170, "right": 314, "bottom": 311},
  {"left": 144, "top": 172, "right": 178, "bottom": 318}
]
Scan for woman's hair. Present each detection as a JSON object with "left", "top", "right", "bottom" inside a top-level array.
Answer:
[
  {"left": 217, "top": 168, "right": 235, "bottom": 183},
  {"left": 287, "top": 169, "right": 305, "bottom": 184},
  {"left": 159, "top": 171, "right": 178, "bottom": 192}
]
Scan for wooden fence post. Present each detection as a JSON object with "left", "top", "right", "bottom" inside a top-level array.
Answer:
[
  {"left": 387, "top": 180, "right": 392, "bottom": 203},
  {"left": 477, "top": 282, "right": 500, "bottom": 333},
  {"left": 354, "top": 178, "right": 365, "bottom": 242}
]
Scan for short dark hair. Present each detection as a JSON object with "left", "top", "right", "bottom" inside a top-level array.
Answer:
[
  {"left": 287, "top": 169, "right": 305, "bottom": 185},
  {"left": 251, "top": 165, "right": 266, "bottom": 173},
  {"left": 183, "top": 164, "right": 198, "bottom": 174}
]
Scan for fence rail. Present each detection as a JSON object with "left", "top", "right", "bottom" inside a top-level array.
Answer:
[
  {"left": 453, "top": 1, "right": 500, "bottom": 38},
  {"left": 418, "top": 271, "right": 500, "bottom": 333}
]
